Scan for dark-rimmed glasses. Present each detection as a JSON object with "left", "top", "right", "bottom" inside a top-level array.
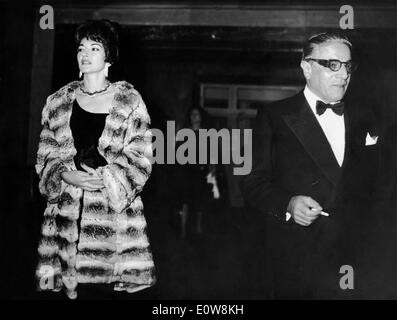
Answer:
[{"left": 304, "top": 58, "right": 357, "bottom": 74}]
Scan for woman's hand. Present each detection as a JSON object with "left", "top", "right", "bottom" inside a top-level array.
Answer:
[{"left": 61, "top": 163, "right": 104, "bottom": 191}]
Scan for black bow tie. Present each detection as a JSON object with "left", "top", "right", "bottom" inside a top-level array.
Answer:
[{"left": 316, "top": 100, "right": 344, "bottom": 116}]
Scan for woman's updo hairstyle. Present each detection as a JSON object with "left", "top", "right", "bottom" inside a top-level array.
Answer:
[{"left": 75, "top": 19, "right": 119, "bottom": 65}]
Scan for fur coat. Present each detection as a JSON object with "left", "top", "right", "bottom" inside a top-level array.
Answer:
[{"left": 35, "top": 80, "right": 155, "bottom": 299}]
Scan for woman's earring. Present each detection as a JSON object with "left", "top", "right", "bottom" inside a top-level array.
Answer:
[
  {"left": 104, "top": 66, "right": 109, "bottom": 78},
  {"left": 79, "top": 71, "right": 82, "bottom": 78}
]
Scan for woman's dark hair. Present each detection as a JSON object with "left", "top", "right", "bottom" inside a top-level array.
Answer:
[
  {"left": 75, "top": 19, "right": 119, "bottom": 65},
  {"left": 184, "top": 106, "right": 212, "bottom": 129}
]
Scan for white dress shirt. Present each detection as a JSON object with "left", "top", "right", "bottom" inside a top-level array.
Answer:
[{"left": 303, "top": 86, "right": 345, "bottom": 167}]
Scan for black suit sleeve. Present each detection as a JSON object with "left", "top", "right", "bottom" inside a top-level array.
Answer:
[
  {"left": 373, "top": 123, "right": 397, "bottom": 224},
  {"left": 241, "top": 106, "right": 293, "bottom": 220}
]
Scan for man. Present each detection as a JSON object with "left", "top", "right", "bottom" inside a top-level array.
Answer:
[{"left": 241, "top": 32, "right": 378, "bottom": 299}]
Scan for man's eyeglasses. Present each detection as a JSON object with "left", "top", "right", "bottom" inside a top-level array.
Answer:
[{"left": 304, "top": 58, "right": 357, "bottom": 74}]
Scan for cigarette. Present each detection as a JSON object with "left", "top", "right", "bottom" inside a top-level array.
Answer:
[
  {"left": 285, "top": 210, "right": 330, "bottom": 222},
  {"left": 310, "top": 208, "right": 330, "bottom": 217}
]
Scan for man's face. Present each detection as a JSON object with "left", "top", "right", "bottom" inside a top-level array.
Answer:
[{"left": 301, "top": 40, "right": 351, "bottom": 103}]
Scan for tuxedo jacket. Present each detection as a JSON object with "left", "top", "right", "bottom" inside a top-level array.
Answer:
[
  {"left": 242, "top": 91, "right": 379, "bottom": 240},
  {"left": 374, "top": 123, "right": 397, "bottom": 226}
]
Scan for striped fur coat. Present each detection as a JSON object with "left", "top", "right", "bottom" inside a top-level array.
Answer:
[{"left": 35, "top": 80, "right": 155, "bottom": 299}]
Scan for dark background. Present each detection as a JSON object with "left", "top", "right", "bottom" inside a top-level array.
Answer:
[{"left": 2, "top": 0, "right": 397, "bottom": 299}]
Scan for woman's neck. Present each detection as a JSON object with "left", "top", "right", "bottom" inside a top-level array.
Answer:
[
  {"left": 82, "top": 73, "right": 108, "bottom": 93},
  {"left": 191, "top": 123, "right": 201, "bottom": 131}
]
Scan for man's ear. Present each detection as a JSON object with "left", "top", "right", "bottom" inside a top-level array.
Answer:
[{"left": 300, "top": 60, "right": 312, "bottom": 80}]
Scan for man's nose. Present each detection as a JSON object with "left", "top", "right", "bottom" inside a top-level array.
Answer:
[{"left": 337, "top": 64, "right": 349, "bottom": 79}]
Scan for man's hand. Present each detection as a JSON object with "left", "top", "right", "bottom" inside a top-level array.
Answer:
[
  {"left": 61, "top": 163, "right": 104, "bottom": 191},
  {"left": 287, "top": 195, "right": 323, "bottom": 227}
]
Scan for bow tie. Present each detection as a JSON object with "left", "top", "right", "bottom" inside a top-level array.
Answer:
[{"left": 316, "top": 100, "right": 344, "bottom": 116}]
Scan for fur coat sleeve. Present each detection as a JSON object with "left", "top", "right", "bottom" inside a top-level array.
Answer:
[
  {"left": 35, "top": 93, "right": 72, "bottom": 202},
  {"left": 97, "top": 90, "right": 152, "bottom": 213}
]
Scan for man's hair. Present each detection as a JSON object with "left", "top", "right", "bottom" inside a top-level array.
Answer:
[
  {"left": 75, "top": 19, "right": 119, "bottom": 65},
  {"left": 302, "top": 31, "right": 352, "bottom": 59}
]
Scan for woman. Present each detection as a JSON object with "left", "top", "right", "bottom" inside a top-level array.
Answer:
[
  {"left": 176, "top": 107, "right": 217, "bottom": 238},
  {"left": 35, "top": 20, "right": 155, "bottom": 299}
]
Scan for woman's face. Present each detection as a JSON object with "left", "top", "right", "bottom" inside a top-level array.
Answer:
[
  {"left": 190, "top": 109, "right": 202, "bottom": 125},
  {"left": 77, "top": 38, "right": 109, "bottom": 75}
]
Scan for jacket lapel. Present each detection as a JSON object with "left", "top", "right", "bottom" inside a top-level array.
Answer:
[
  {"left": 340, "top": 105, "right": 352, "bottom": 170},
  {"left": 283, "top": 93, "right": 342, "bottom": 186}
]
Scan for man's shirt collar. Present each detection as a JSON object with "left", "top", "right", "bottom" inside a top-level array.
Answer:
[{"left": 304, "top": 85, "right": 324, "bottom": 114}]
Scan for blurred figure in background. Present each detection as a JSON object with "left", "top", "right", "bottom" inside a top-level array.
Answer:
[{"left": 176, "top": 106, "right": 220, "bottom": 238}]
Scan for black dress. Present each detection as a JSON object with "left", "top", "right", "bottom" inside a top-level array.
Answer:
[
  {"left": 70, "top": 99, "right": 108, "bottom": 171},
  {"left": 176, "top": 130, "right": 213, "bottom": 213},
  {"left": 69, "top": 99, "right": 112, "bottom": 298}
]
